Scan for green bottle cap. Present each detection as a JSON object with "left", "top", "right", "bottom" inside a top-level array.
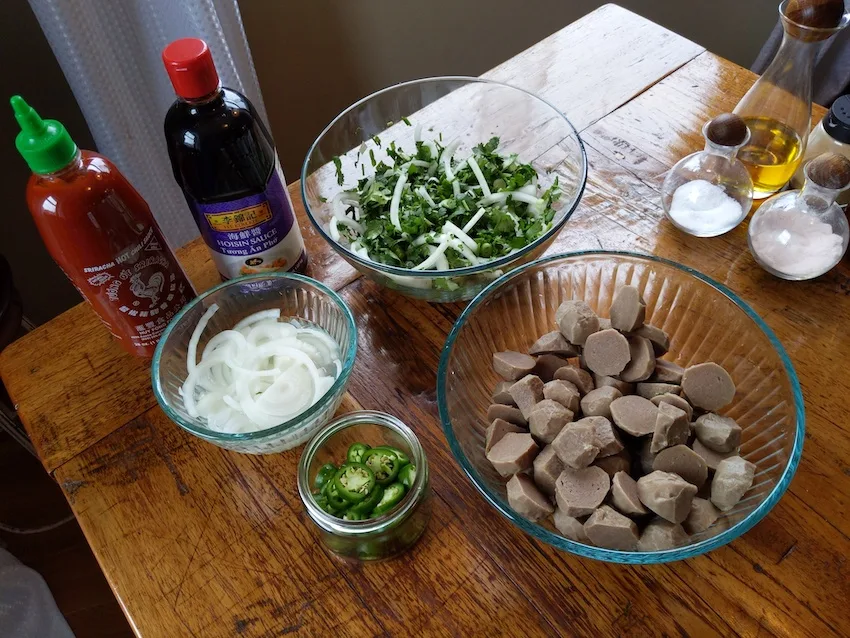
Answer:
[{"left": 10, "top": 95, "right": 78, "bottom": 174}]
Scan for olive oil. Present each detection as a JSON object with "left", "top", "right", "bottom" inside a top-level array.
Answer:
[{"left": 737, "top": 116, "right": 804, "bottom": 199}]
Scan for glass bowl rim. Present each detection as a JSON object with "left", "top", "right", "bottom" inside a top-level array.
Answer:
[
  {"left": 151, "top": 271, "right": 358, "bottom": 442},
  {"left": 299, "top": 75, "right": 588, "bottom": 278},
  {"left": 297, "top": 410, "right": 429, "bottom": 534},
  {"left": 436, "top": 249, "right": 805, "bottom": 564}
]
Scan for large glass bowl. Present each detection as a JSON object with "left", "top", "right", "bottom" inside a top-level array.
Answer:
[
  {"left": 300, "top": 76, "right": 587, "bottom": 302},
  {"left": 152, "top": 273, "right": 356, "bottom": 454},
  {"left": 437, "top": 251, "right": 804, "bottom": 564}
]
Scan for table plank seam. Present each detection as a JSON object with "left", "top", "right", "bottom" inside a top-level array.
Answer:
[{"left": 575, "top": 47, "right": 705, "bottom": 137}]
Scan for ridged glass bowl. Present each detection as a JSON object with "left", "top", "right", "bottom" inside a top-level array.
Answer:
[
  {"left": 437, "top": 251, "right": 804, "bottom": 563},
  {"left": 300, "top": 76, "right": 587, "bottom": 302},
  {"left": 152, "top": 273, "right": 356, "bottom": 454}
]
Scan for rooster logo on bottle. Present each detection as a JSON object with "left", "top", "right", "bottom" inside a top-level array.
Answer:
[{"left": 129, "top": 271, "right": 165, "bottom": 307}]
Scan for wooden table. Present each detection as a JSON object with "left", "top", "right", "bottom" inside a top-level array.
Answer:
[{"left": 2, "top": 5, "right": 848, "bottom": 637}]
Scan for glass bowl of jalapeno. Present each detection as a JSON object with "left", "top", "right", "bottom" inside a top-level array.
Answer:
[{"left": 297, "top": 410, "right": 431, "bottom": 561}]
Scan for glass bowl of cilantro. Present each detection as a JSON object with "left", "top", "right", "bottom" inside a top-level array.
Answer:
[{"left": 300, "top": 77, "right": 587, "bottom": 302}]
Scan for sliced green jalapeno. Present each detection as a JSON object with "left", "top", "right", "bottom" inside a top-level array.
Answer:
[
  {"left": 398, "top": 463, "right": 416, "bottom": 489},
  {"left": 314, "top": 493, "right": 340, "bottom": 516},
  {"left": 387, "top": 447, "right": 410, "bottom": 466},
  {"left": 343, "top": 509, "right": 367, "bottom": 521},
  {"left": 363, "top": 447, "right": 403, "bottom": 485},
  {"left": 323, "top": 480, "right": 348, "bottom": 510},
  {"left": 348, "top": 485, "right": 384, "bottom": 515},
  {"left": 346, "top": 442, "right": 371, "bottom": 464},
  {"left": 314, "top": 463, "right": 338, "bottom": 491},
  {"left": 333, "top": 462, "right": 376, "bottom": 503},
  {"left": 372, "top": 482, "right": 406, "bottom": 515}
]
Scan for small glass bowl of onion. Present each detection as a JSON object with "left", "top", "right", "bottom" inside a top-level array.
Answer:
[{"left": 152, "top": 273, "right": 357, "bottom": 454}]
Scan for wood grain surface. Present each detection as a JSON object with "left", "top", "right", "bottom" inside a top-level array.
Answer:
[{"left": 4, "top": 4, "right": 849, "bottom": 637}]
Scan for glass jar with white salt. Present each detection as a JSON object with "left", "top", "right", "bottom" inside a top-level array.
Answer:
[
  {"left": 748, "top": 152, "right": 850, "bottom": 281},
  {"left": 661, "top": 113, "right": 754, "bottom": 237}
]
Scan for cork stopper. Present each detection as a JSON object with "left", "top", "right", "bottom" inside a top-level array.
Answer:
[
  {"left": 806, "top": 152, "right": 850, "bottom": 190},
  {"left": 785, "top": 0, "right": 845, "bottom": 28},
  {"left": 706, "top": 114, "right": 748, "bottom": 147}
]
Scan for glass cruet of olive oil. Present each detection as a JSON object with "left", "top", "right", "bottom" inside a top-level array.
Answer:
[{"left": 734, "top": 0, "right": 848, "bottom": 199}]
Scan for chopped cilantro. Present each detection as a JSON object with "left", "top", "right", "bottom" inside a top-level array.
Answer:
[
  {"left": 332, "top": 156, "right": 344, "bottom": 186},
  {"left": 327, "top": 131, "right": 562, "bottom": 278}
]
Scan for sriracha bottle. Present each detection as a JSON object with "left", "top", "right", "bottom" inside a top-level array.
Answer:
[
  {"left": 162, "top": 38, "right": 307, "bottom": 280},
  {"left": 11, "top": 96, "right": 194, "bottom": 358}
]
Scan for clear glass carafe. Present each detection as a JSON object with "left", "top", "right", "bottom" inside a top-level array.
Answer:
[
  {"left": 748, "top": 154, "right": 850, "bottom": 280},
  {"left": 734, "top": 0, "right": 848, "bottom": 199},
  {"left": 661, "top": 118, "right": 753, "bottom": 237}
]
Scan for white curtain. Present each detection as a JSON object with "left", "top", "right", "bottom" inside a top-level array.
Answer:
[{"left": 27, "top": 0, "right": 269, "bottom": 249}]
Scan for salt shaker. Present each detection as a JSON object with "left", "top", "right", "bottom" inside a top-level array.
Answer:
[
  {"left": 661, "top": 114, "right": 754, "bottom": 237},
  {"left": 790, "top": 95, "right": 850, "bottom": 205},
  {"left": 748, "top": 153, "right": 850, "bottom": 280}
]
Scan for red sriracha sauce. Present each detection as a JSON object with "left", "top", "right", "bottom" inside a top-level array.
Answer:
[{"left": 12, "top": 95, "right": 195, "bottom": 358}]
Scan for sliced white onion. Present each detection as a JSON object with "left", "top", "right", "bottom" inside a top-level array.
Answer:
[
  {"left": 449, "top": 238, "right": 481, "bottom": 265},
  {"left": 452, "top": 156, "right": 469, "bottom": 175},
  {"left": 435, "top": 252, "right": 450, "bottom": 271},
  {"left": 298, "top": 328, "right": 340, "bottom": 367},
  {"left": 234, "top": 309, "right": 280, "bottom": 331},
  {"left": 443, "top": 220, "right": 478, "bottom": 253},
  {"left": 183, "top": 310, "right": 342, "bottom": 434},
  {"left": 462, "top": 207, "right": 486, "bottom": 234},
  {"left": 187, "top": 303, "right": 220, "bottom": 374},
  {"left": 332, "top": 210, "right": 364, "bottom": 234},
  {"left": 467, "top": 156, "right": 492, "bottom": 197},
  {"left": 413, "top": 232, "right": 438, "bottom": 247},
  {"left": 479, "top": 191, "right": 544, "bottom": 207},
  {"left": 181, "top": 354, "right": 230, "bottom": 417},
  {"left": 426, "top": 244, "right": 451, "bottom": 271},
  {"left": 331, "top": 192, "right": 363, "bottom": 233},
  {"left": 412, "top": 235, "right": 451, "bottom": 270},
  {"left": 442, "top": 140, "right": 460, "bottom": 180},
  {"left": 390, "top": 168, "right": 409, "bottom": 232},
  {"left": 416, "top": 186, "right": 437, "bottom": 208},
  {"left": 506, "top": 211, "right": 523, "bottom": 236},
  {"left": 425, "top": 140, "right": 439, "bottom": 163}
]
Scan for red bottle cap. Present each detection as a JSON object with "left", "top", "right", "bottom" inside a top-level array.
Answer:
[{"left": 162, "top": 38, "right": 220, "bottom": 99}]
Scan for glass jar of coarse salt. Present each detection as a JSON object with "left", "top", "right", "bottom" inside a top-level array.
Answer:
[
  {"left": 749, "top": 152, "right": 850, "bottom": 280},
  {"left": 661, "top": 113, "right": 754, "bottom": 237}
]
